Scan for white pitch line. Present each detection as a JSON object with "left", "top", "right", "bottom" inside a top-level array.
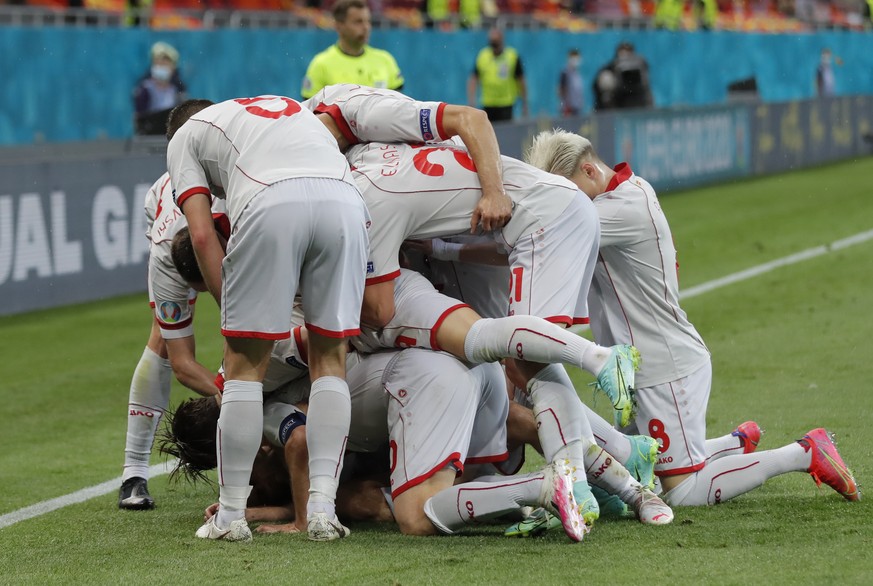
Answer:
[
  {"left": 679, "top": 228, "right": 873, "bottom": 300},
  {"left": 3, "top": 227, "right": 873, "bottom": 531},
  {"left": 0, "top": 460, "right": 177, "bottom": 530}
]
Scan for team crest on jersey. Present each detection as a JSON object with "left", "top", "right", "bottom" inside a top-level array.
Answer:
[
  {"left": 159, "top": 301, "right": 183, "bottom": 323},
  {"left": 419, "top": 109, "right": 434, "bottom": 141}
]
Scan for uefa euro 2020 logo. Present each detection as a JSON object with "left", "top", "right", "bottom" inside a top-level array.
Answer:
[{"left": 159, "top": 301, "right": 182, "bottom": 323}]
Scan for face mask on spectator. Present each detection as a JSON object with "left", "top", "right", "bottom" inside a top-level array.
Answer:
[{"left": 151, "top": 65, "right": 173, "bottom": 82}]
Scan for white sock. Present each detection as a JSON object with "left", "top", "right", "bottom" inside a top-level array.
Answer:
[
  {"left": 582, "top": 402, "right": 634, "bottom": 464},
  {"left": 216, "top": 380, "right": 263, "bottom": 524},
  {"left": 663, "top": 443, "right": 811, "bottom": 506},
  {"left": 581, "top": 439, "right": 639, "bottom": 503},
  {"left": 705, "top": 431, "right": 746, "bottom": 464},
  {"left": 306, "top": 376, "right": 351, "bottom": 518},
  {"left": 464, "top": 316, "right": 608, "bottom": 375},
  {"left": 424, "top": 472, "right": 545, "bottom": 533},
  {"left": 528, "top": 364, "right": 594, "bottom": 461},
  {"left": 123, "top": 347, "right": 172, "bottom": 482}
]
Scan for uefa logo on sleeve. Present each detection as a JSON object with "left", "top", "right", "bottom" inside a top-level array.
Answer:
[{"left": 159, "top": 301, "right": 183, "bottom": 323}]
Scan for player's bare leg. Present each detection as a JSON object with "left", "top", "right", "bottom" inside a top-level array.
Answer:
[
  {"left": 120, "top": 320, "right": 172, "bottom": 510},
  {"left": 195, "top": 336, "right": 272, "bottom": 543},
  {"left": 304, "top": 331, "right": 353, "bottom": 541},
  {"left": 394, "top": 469, "right": 457, "bottom": 536}
]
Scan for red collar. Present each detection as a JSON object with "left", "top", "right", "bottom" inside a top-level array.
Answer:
[{"left": 606, "top": 162, "right": 633, "bottom": 192}]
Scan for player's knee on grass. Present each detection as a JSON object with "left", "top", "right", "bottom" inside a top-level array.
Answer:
[{"left": 393, "top": 469, "right": 457, "bottom": 536}]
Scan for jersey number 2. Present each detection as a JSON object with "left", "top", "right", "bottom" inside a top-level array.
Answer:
[{"left": 234, "top": 96, "right": 301, "bottom": 119}]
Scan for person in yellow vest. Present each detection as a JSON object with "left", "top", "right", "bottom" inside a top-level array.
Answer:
[
  {"left": 467, "top": 27, "right": 528, "bottom": 122},
  {"left": 301, "top": 0, "right": 404, "bottom": 100},
  {"left": 654, "top": 0, "right": 683, "bottom": 30},
  {"left": 694, "top": 0, "right": 717, "bottom": 30}
]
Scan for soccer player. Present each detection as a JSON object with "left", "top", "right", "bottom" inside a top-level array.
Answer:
[
  {"left": 166, "top": 96, "right": 370, "bottom": 542},
  {"left": 302, "top": 83, "right": 513, "bottom": 233},
  {"left": 118, "top": 172, "right": 224, "bottom": 511},
  {"left": 526, "top": 129, "right": 860, "bottom": 505},
  {"left": 164, "top": 344, "right": 595, "bottom": 541},
  {"left": 345, "top": 138, "right": 649, "bottom": 527}
]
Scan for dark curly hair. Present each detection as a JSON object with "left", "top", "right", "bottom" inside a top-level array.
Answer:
[
  {"left": 170, "top": 227, "right": 204, "bottom": 288},
  {"left": 166, "top": 98, "right": 215, "bottom": 141},
  {"left": 157, "top": 397, "right": 220, "bottom": 484}
]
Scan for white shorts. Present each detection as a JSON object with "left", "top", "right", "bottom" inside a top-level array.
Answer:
[
  {"left": 506, "top": 192, "right": 600, "bottom": 326},
  {"left": 352, "top": 269, "right": 468, "bottom": 354},
  {"left": 383, "top": 350, "right": 502, "bottom": 498},
  {"left": 629, "top": 359, "right": 712, "bottom": 477},
  {"left": 465, "top": 362, "right": 510, "bottom": 467},
  {"left": 221, "top": 178, "right": 369, "bottom": 340}
]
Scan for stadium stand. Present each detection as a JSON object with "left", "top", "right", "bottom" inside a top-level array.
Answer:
[{"left": 1, "top": 0, "right": 871, "bottom": 30}]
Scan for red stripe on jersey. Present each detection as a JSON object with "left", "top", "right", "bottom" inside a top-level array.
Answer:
[
  {"left": 572, "top": 317, "right": 590, "bottom": 325},
  {"left": 465, "top": 451, "right": 509, "bottom": 465},
  {"left": 214, "top": 372, "right": 225, "bottom": 392},
  {"left": 391, "top": 452, "right": 463, "bottom": 499},
  {"left": 314, "top": 103, "right": 358, "bottom": 146},
  {"left": 158, "top": 316, "right": 193, "bottom": 331},
  {"left": 429, "top": 303, "right": 469, "bottom": 350},
  {"left": 221, "top": 328, "right": 291, "bottom": 340},
  {"left": 435, "top": 102, "right": 448, "bottom": 140},
  {"left": 365, "top": 270, "right": 401, "bottom": 286},
  {"left": 292, "top": 326, "right": 308, "bottom": 364},
  {"left": 305, "top": 323, "right": 361, "bottom": 339},
  {"left": 176, "top": 186, "right": 210, "bottom": 209},
  {"left": 149, "top": 301, "right": 156, "bottom": 308}
]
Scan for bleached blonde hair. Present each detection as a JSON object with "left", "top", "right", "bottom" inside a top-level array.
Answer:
[{"left": 525, "top": 128, "right": 598, "bottom": 179}]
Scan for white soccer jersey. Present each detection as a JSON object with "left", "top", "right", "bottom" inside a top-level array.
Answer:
[
  {"left": 588, "top": 164, "right": 710, "bottom": 387},
  {"left": 347, "top": 141, "right": 578, "bottom": 283},
  {"left": 167, "top": 96, "right": 355, "bottom": 225},
  {"left": 301, "top": 84, "right": 449, "bottom": 146},
  {"left": 145, "top": 173, "right": 227, "bottom": 339},
  {"left": 146, "top": 173, "right": 196, "bottom": 339}
]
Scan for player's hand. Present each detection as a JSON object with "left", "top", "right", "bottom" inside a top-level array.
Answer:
[
  {"left": 472, "top": 189, "right": 513, "bottom": 233},
  {"left": 255, "top": 522, "right": 303, "bottom": 534},
  {"left": 204, "top": 503, "right": 219, "bottom": 522}
]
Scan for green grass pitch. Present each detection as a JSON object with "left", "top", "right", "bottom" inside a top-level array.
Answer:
[{"left": 1, "top": 158, "right": 872, "bottom": 584}]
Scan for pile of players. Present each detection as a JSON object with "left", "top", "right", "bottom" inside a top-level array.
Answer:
[{"left": 117, "top": 84, "right": 860, "bottom": 544}]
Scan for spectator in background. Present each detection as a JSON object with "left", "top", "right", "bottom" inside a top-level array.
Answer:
[
  {"left": 468, "top": 27, "right": 528, "bottom": 123},
  {"left": 611, "top": 42, "right": 653, "bottom": 110},
  {"left": 301, "top": 0, "right": 404, "bottom": 99},
  {"left": 559, "top": 48, "right": 584, "bottom": 117},
  {"left": 816, "top": 48, "right": 837, "bottom": 97},
  {"left": 132, "top": 42, "right": 187, "bottom": 136}
]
